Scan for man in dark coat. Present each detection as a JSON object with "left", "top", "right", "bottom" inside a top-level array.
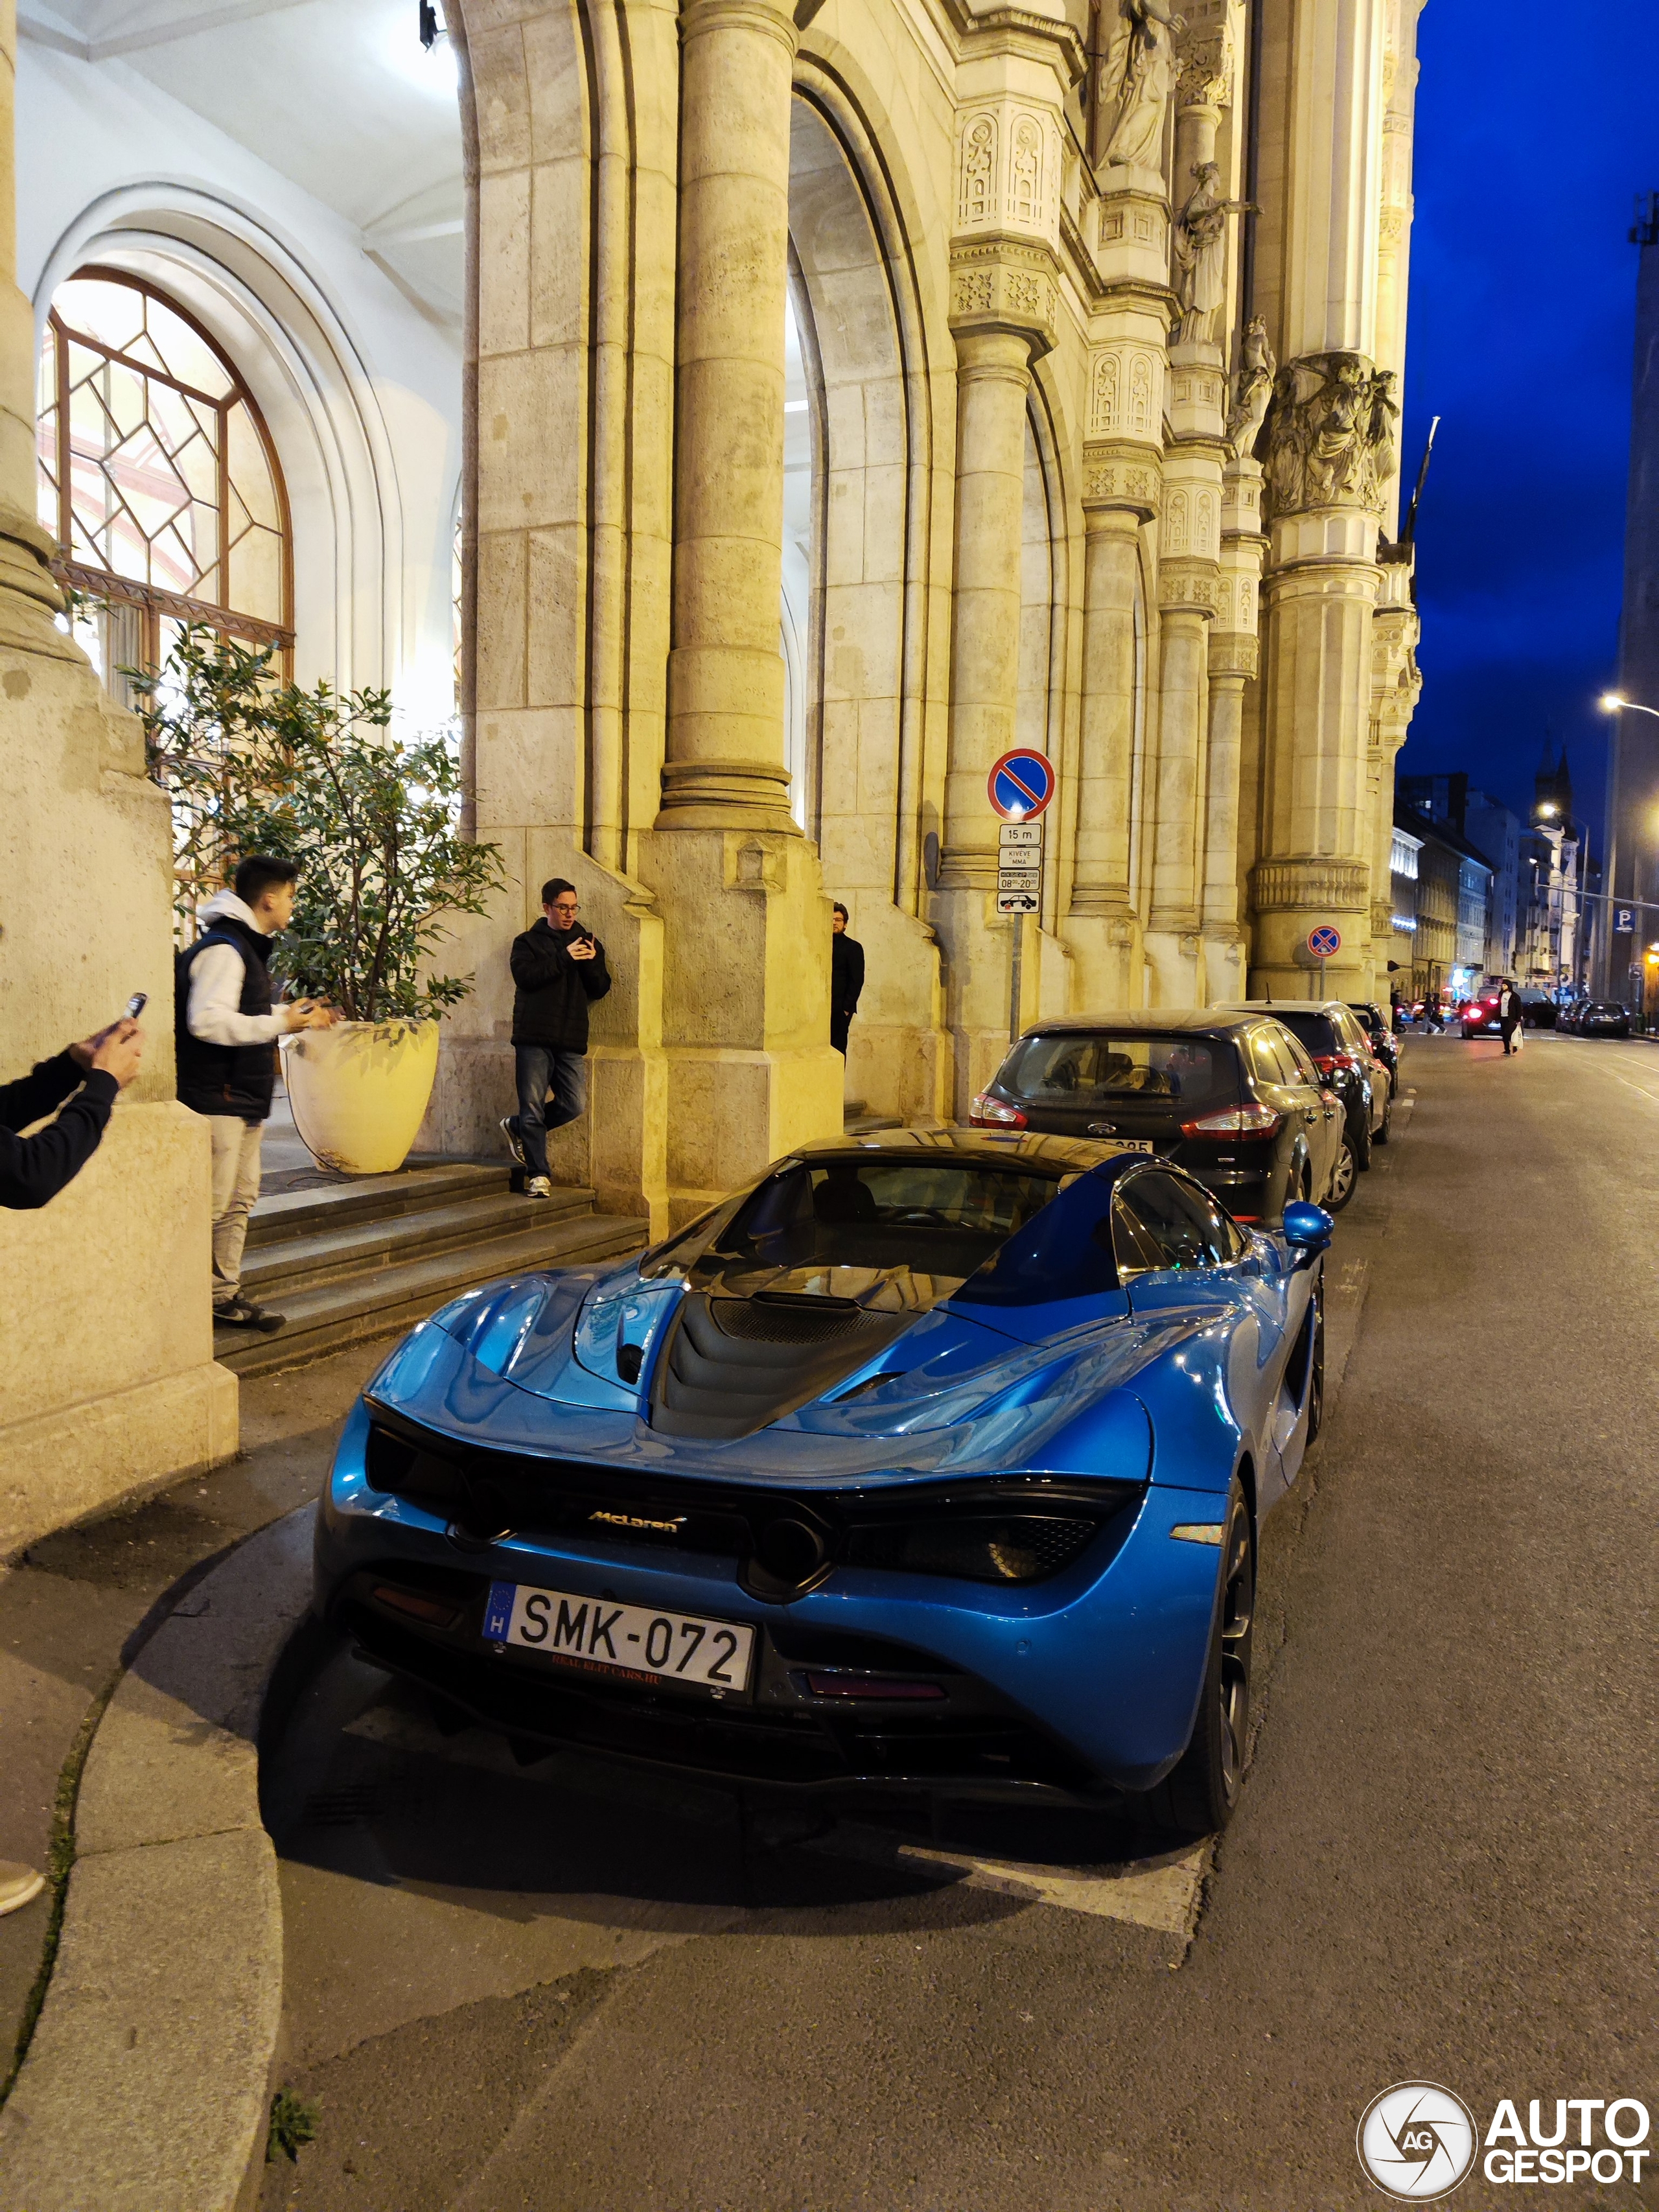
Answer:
[
  {"left": 1498, "top": 978, "right": 1524, "bottom": 1055},
  {"left": 503, "top": 878, "right": 612, "bottom": 1196},
  {"left": 0, "top": 1020, "right": 143, "bottom": 1210},
  {"left": 830, "top": 902, "right": 864, "bottom": 1058}
]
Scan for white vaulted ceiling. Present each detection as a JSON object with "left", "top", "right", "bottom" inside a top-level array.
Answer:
[{"left": 19, "top": 0, "right": 464, "bottom": 322}]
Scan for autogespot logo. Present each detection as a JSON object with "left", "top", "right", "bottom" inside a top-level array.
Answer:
[{"left": 1357, "top": 2083, "right": 1479, "bottom": 2201}]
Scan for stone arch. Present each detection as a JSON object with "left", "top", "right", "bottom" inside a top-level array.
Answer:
[
  {"left": 32, "top": 186, "right": 421, "bottom": 705},
  {"left": 785, "top": 80, "right": 948, "bottom": 1122}
]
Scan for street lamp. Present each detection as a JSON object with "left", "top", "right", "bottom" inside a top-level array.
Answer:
[{"left": 1601, "top": 692, "right": 1659, "bottom": 719}]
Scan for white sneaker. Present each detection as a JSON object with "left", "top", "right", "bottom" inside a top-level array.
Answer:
[
  {"left": 0, "top": 1860, "right": 45, "bottom": 1916},
  {"left": 525, "top": 1176, "right": 553, "bottom": 1198}
]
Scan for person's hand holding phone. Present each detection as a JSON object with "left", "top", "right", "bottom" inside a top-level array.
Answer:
[
  {"left": 568, "top": 933, "right": 596, "bottom": 962},
  {"left": 71, "top": 1018, "right": 143, "bottom": 1089}
]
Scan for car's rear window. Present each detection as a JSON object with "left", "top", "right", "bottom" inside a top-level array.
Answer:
[
  {"left": 1262, "top": 1009, "right": 1338, "bottom": 1057},
  {"left": 704, "top": 1159, "right": 1060, "bottom": 1281},
  {"left": 1000, "top": 1032, "right": 1239, "bottom": 1106}
]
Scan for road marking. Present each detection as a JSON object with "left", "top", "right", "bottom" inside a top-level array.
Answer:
[{"left": 812, "top": 1822, "right": 1205, "bottom": 1935}]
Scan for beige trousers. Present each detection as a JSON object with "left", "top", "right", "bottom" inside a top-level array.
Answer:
[{"left": 208, "top": 1115, "right": 264, "bottom": 1308}]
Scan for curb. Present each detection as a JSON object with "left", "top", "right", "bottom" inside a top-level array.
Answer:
[{"left": 0, "top": 1506, "right": 316, "bottom": 2212}]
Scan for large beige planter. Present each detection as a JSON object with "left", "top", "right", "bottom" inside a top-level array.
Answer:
[{"left": 281, "top": 1018, "right": 441, "bottom": 1176}]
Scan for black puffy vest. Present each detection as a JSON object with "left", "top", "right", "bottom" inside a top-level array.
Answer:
[{"left": 174, "top": 917, "right": 278, "bottom": 1122}]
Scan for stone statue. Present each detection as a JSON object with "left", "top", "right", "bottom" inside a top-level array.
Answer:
[
  {"left": 1172, "top": 161, "right": 1247, "bottom": 345},
  {"left": 1100, "top": 0, "right": 1185, "bottom": 174},
  {"left": 1262, "top": 351, "right": 1401, "bottom": 515},
  {"left": 1225, "top": 314, "right": 1275, "bottom": 454}
]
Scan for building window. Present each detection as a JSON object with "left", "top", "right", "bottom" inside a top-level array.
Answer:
[{"left": 36, "top": 268, "right": 292, "bottom": 698}]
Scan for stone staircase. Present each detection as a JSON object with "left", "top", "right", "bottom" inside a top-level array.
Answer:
[{"left": 214, "top": 1164, "right": 645, "bottom": 1379}]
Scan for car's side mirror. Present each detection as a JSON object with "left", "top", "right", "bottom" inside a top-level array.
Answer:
[{"left": 1281, "top": 1201, "right": 1334, "bottom": 1263}]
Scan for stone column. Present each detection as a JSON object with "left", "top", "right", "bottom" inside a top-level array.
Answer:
[
  {"left": 659, "top": 0, "right": 797, "bottom": 833},
  {"left": 1367, "top": 546, "right": 1421, "bottom": 987},
  {"left": 1249, "top": 0, "right": 1393, "bottom": 1001},
  {"left": 637, "top": 0, "right": 840, "bottom": 1221},
  {"left": 0, "top": 0, "right": 235, "bottom": 1548},
  {"left": 1200, "top": 454, "right": 1266, "bottom": 1002},
  {"left": 1067, "top": 502, "right": 1148, "bottom": 1004}
]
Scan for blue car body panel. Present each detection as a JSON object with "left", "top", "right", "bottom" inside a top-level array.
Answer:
[{"left": 314, "top": 1135, "right": 1324, "bottom": 1802}]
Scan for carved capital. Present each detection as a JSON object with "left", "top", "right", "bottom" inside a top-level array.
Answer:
[
  {"left": 1250, "top": 856, "right": 1371, "bottom": 916},
  {"left": 1208, "top": 632, "right": 1258, "bottom": 679},
  {"left": 1086, "top": 342, "right": 1163, "bottom": 447},
  {"left": 1157, "top": 558, "right": 1219, "bottom": 616},
  {"left": 1262, "top": 351, "right": 1399, "bottom": 520},
  {"left": 949, "top": 240, "right": 1058, "bottom": 353},
  {"left": 1082, "top": 446, "right": 1163, "bottom": 518},
  {"left": 1174, "top": 2, "right": 1233, "bottom": 111},
  {"left": 954, "top": 102, "right": 1063, "bottom": 251},
  {"left": 1161, "top": 482, "right": 1222, "bottom": 561}
]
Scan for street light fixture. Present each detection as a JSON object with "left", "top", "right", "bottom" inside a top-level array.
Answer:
[{"left": 1601, "top": 692, "right": 1659, "bottom": 720}]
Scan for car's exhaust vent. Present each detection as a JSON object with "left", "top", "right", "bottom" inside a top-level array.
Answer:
[{"left": 651, "top": 1292, "right": 905, "bottom": 1439}]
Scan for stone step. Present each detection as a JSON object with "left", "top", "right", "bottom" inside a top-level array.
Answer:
[
  {"left": 244, "top": 1161, "right": 508, "bottom": 1248},
  {"left": 241, "top": 1183, "right": 600, "bottom": 1298},
  {"left": 215, "top": 1208, "right": 645, "bottom": 1379}
]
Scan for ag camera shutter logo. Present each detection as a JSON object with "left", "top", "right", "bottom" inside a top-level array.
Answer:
[{"left": 1357, "top": 2082, "right": 1479, "bottom": 2200}]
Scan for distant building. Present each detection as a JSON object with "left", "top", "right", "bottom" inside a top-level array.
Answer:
[
  {"left": 1602, "top": 191, "right": 1659, "bottom": 996},
  {"left": 1398, "top": 772, "right": 1522, "bottom": 974},
  {"left": 1387, "top": 823, "right": 1422, "bottom": 992},
  {"left": 1397, "top": 801, "right": 1494, "bottom": 999}
]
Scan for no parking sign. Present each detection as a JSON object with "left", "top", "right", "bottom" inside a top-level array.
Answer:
[{"left": 1307, "top": 924, "right": 1342, "bottom": 960}]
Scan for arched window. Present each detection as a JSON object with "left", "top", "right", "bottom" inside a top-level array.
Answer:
[{"left": 35, "top": 268, "right": 292, "bottom": 692}]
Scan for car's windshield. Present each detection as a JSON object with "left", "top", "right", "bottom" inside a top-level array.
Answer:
[
  {"left": 1000, "top": 1032, "right": 1238, "bottom": 1106},
  {"left": 692, "top": 1159, "right": 1062, "bottom": 1282}
]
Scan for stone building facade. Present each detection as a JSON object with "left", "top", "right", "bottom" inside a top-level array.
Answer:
[
  {"left": 424, "top": 0, "right": 1426, "bottom": 1229},
  {"left": 0, "top": 0, "right": 1426, "bottom": 1536}
]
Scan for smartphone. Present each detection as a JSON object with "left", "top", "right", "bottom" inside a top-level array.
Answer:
[{"left": 126, "top": 992, "right": 148, "bottom": 1019}]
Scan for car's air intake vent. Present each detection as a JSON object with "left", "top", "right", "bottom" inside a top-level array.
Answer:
[{"left": 652, "top": 1292, "right": 905, "bottom": 1439}]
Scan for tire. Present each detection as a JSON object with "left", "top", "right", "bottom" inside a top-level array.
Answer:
[
  {"left": 1327, "top": 1135, "right": 1357, "bottom": 1211},
  {"left": 1150, "top": 1483, "right": 1255, "bottom": 1840},
  {"left": 1373, "top": 1086, "right": 1393, "bottom": 1145},
  {"left": 1352, "top": 1110, "right": 1373, "bottom": 1174}
]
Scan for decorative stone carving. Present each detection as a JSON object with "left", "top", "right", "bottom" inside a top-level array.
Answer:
[
  {"left": 955, "top": 104, "right": 1060, "bottom": 244},
  {"left": 958, "top": 112, "right": 997, "bottom": 227},
  {"left": 1100, "top": 0, "right": 1183, "bottom": 172},
  {"left": 948, "top": 243, "right": 1058, "bottom": 353},
  {"left": 1249, "top": 856, "right": 1371, "bottom": 914},
  {"left": 1173, "top": 162, "right": 1246, "bottom": 346},
  {"left": 1082, "top": 454, "right": 1161, "bottom": 515},
  {"left": 1174, "top": 12, "right": 1232, "bottom": 110},
  {"left": 1225, "top": 314, "right": 1275, "bottom": 453},
  {"left": 1209, "top": 632, "right": 1258, "bottom": 680},
  {"left": 1262, "top": 351, "right": 1399, "bottom": 516},
  {"left": 1087, "top": 344, "right": 1162, "bottom": 439},
  {"left": 1010, "top": 116, "right": 1044, "bottom": 226}
]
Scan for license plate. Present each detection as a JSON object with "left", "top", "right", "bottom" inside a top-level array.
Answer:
[
  {"left": 1087, "top": 1135, "right": 1154, "bottom": 1150},
  {"left": 483, "top": 1580, "right": 754, "bottom": 1695}
]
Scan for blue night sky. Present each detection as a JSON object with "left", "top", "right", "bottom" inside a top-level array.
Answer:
[{"left": 1398, "top": 0, "right": 1659, "bottom": 853}]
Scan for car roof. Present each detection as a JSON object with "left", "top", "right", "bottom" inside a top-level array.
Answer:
[
  {"left": 1217, "top": 1001, "right": 1349, "bottom": 1019},
  {"left": 1009, "top": 1009, "right": 1264, "bottom": 1036},
  {"left": 793, "top": 1126, "right": 1143, "bottom": 1176}
]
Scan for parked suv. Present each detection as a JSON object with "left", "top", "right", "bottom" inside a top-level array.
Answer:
[
  {"left": 970, "top": 1010, "right": 1343, "bottom": 1224},
  {"left": 1215, "top": 1001, "right": 1389, "bottom": 1209}
]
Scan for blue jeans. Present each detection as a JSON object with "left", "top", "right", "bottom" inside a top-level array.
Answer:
[{"left": 509, "top": 1046, "right": 586, "bottom": 1178}]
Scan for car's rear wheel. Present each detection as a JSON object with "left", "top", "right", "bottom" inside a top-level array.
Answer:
[
  {"left": 1352, "top": 1111, "right": 1373, "bottom": 1174},
  {"left": 1304, "top": 1284, "right": 1325, "bottom": 1445},
  {"left": 1327, "top": 1135, "right": 1357, "bottom": 1211},
  {"left": 1373, "top": 1086, "right": 1393, "bottom": 1145},
  {"left": 1150, "top": 1484, "right": 1255, "bottom": 1839}
]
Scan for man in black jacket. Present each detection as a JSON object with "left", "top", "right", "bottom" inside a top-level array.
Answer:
[
  {"left": 502, "top": 878, "right": 611, "bottom": 1196},
  {"left": 830, "top": 902, "right": 864, "bottom": 1056},
  {"left": 1, "top": 1020, "right": 144, "bottom": 1210}
]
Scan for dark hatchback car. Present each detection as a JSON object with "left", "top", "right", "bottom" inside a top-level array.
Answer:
[
  {"left": 1564, "top": 1000, "right": 1632, "bottom": 1038},
  {"left": 970, "top": 1012, "right": 1342, "bottom": 1224},
  {"left": 1347, "top": 1001, "right": 1400, "bottom": 1095},
  {"left": 1216, "top": 1001, "right": 1389, "bottom": 1205}
]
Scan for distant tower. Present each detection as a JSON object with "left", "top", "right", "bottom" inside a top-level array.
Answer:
[{"left": 1604, "top": 192, "right": 1659, "bottom": 994}]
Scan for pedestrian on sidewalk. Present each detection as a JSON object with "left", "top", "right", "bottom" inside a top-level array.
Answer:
[
  {"left": 830, "top": 902, "right": 864, "bottom": 1058},
  {"left": 1422, "top": 991, "right": 1443, "bottom": 1034},
  {"left": 0, "top": 1019, "right": 144, "bottom": 1209},
  {"left": 1499, "top": 978, "right": 1524, "bottom": 1055},
  {"left": 176, "top": 857, "right": 336, "bottom": 1334},
  {"left": 503, "top": 879, "right": 610, "bottom": 1198}
]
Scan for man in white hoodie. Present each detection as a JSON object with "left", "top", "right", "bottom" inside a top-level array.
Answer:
[{"left": 175, "top": 856, "right": 334, "bottom": 1333}]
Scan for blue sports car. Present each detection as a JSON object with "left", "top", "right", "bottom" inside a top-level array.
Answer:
[{"left": 314, "top": 1131, "right": 1332, "bottom": 1838}]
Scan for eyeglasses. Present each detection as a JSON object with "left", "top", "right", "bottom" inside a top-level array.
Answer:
[{"left": 551, "top": 899, "right": 579, "bottom": 914}]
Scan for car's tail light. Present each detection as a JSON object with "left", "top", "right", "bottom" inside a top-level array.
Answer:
[
  {"left": 802, "top": 1673, "right": 946, "bottom": 1701},
  {"left": 373, "top": 1585, "right": 461, "bottom": 1629},
  {"left": 1312, "top": 1052, "right": 1362, "bottom": 1077},
  {"left": 970, "top": 1093, "right": 1027, "bottom": 1127},
  {"left": 1180, "top": 1104, "right": 1282, "bottom": 1139}
]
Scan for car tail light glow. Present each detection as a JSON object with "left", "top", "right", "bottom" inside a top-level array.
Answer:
[
  {"left": 373, "top": 1585, "right": 461, "bottom": 1630},
  {"left": 1179, "top": 1104, "right": 1283, "bottom": 1139},
  {"left": 969, "top": 1093, "right": 1027, "bottom": 1127},
  {"left": 1312, "top": 1051, "right": 1363, "bottom": 1077},
  {"left": 802, "top": 1673, "right": 946, "bottom": 1701}
]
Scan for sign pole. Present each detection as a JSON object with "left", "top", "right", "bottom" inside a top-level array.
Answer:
[{"left": 1009, "top": 911, "right": 1023, "bottom": 1043}]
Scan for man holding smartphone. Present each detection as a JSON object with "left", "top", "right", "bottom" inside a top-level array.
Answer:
[
  {"left": 0, "top": 1018, "right": 145, "bottom": 1210},
  {"left": 502, "top": 878, "right": 610, "bottom": 1197}
]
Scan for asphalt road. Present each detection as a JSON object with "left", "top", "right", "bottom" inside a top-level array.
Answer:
[{"left": 259, "top": 1032, "right": 1659, "bottom": 2212}]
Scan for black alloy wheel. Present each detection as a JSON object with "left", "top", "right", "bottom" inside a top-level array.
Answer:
[
  {"left": 1152, "top": 1482, "right": 1255, "bottom": 1839},
  {"left": 1327, "top": 1135, "right": 1357, "bottom": 1211}
]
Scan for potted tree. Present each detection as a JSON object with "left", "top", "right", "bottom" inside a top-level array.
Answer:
[{"left": 139, "top": 629, "right": 505, "bottom": 1175}]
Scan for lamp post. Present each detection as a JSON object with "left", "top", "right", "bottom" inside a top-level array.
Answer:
[{"left": 1596, "top": 692, "right": 1659, "bottom": 1005}]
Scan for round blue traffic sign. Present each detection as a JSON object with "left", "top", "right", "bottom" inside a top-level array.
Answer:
[
  {"left": 988, "top": 749, "right": 1056, "bottom": 822},
  {"left": 1308, "top": 924, "right": 1342, "bottom": 960}
]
